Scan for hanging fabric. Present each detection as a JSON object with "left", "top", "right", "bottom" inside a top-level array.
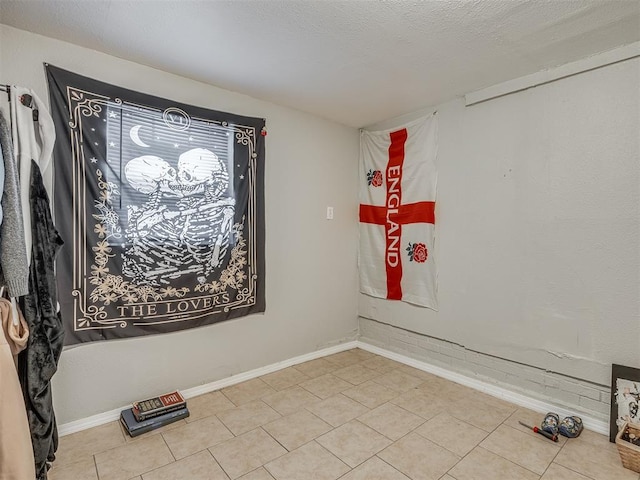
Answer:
[
  {"left": 0, "top": 109, "right": 30, "bottom": 298},
  {"left": 16, "top": 160, "right": 64, "bottom": 479},
  {"left": 0, "top": 295, "right": 36, "bottom": 480},
  {"left": 359, "top": 115, "right": 439, "bottom": 309},
  {"left": 47, "top": 65, "right": 265, "bottom": 345},
  {"left": 18, "top": 161, "right": 64, "bottom": 480},
  {"left": 8, "top": 86, "right": 55, "bottom": 267},
  {"left": 0, "top": 110, "right": 4, "bottom": 225}
]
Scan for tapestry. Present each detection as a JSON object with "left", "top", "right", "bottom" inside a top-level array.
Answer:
[
  {"left": 46, "top": 65, "right": 265, "bottom": 345},
  {"left": 359, "top": 115, "right": 438, "bottom": 309}
]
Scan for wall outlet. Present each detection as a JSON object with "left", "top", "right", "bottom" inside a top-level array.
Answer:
[{"left": 326, "top": 206, "right": 334, "bottom": 220}]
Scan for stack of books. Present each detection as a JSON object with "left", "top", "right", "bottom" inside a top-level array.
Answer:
[{"left": 120, "top": 390, "right": 189, "bottom": 437}]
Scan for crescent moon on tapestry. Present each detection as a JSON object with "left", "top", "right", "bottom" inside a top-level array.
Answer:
[{"left": 130, "top": 125, "right": 150, "bottom": 147}]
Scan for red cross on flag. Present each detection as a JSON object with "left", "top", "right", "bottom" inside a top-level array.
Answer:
[{"left": 359, "top": 115, "right": 438, "bottom": 309}]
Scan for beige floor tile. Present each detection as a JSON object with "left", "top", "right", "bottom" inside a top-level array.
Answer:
[
  {"left": 418, "top": 376, "right": 475, "bottom": 398},
  {"left": 56, "top": 355, "right": 640, "bottom": 480},
  {"left": 48, "top": 456, "right": 98, "bottom": 480},
  {"left": 260, "top": 367, "right": 310, "bottom": 391},
  {"left": 316, "top": 420, "right": 391, "bottom": 467},
  {"left": 185, "top": 392, "right": 236, "bottom": 423},
  {"left": 306, "top": 393, "right": 369, "bottom": 427},
  {"left": 237, "top": 467, "right": 275, "bottom": 479},
  {"left": 471, "top": 390, "right": 519, "bottom": 411},
  {"left": 554, "top": 429, "right": 639, "bottom": 480},
  {"left": 415, "top": 412, "right": 488, "bottom": 457},
  {"left": 261, "top": 385, "right": 321, "bottom": 416},
  {"left": 448, "top": 447, "right": 540, "bottom": 480},
  {"left": 564, "top": 428, "right": 615, "bottom": 448},
  {"left": 323, "top": 350, "right": 362, "bottom": 367},
  {"left": 210, "top": 428, "right": 287, "bottom": 479},
  {"left": 372, "top": 370, "right": 425, "bottom": 392},
  {"left": 162, "top": 414, "right": 234, "bottom": 459},
  {"left": 338, "top": 456, "right": 410, "bottom": 479},
  {"left": 141, "top": 450, "right": 229, "bottom": 480},
  {"left": 378, "top": 432, "right": 460, "bottom": 480},
  {"left": 263, "top": 410, "right": 332, "bottom": 451},
  {"left": 343, "top": 380, "right": 400, "bottom": 409},
  {"left": 95, "top": 434, "right": 174, "bottom": 480},
  {"left": 447, "top": 396, "right": 516, "bottom": 432},
  {"left": 358, "top": 402, "right": 425, "bottom": 441},
  {"left": 333, "top": 364, "right": 381, "bottom": 385},
  {"left": 299, "top": 373, "right": 353, "bottom": 399},
  {"left": 222, "top": 378, "right": 277, "bottom": 406},
  {"left": 292, "top": 358, "right": 337, "bottom": 378},
  {"left": 540, "top": 463, "right": 592, "bottom": 480},
  {"left": 217, "top": 400, "right": 281, "bottom": 435},
  {"left": 503, "top": 408, "right": 568, "bottom": 446},
  {"left": 480, "top": 424, "right": 560, "bottom": 475},
  {"left": 395, "top": 365, "right": 442, "bottom": 383},
  {"left": 264, "top": 441, "right": 349, "bottom": 480},
  {"left": 55, "top": 421, "right": 125, "bottom": 467},
  {"left": 390, "top": 389, "right": 449, "bottom": 420},
  {"left": 349, "top": 348, "right": 377, "bottom": 361},
  {"left": 359, "top": 356, "right": 403, "bottom": 374}
]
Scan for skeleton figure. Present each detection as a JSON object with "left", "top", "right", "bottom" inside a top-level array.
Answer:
[
  {"left": 122, "top": 148, "right": 235, "bottom": 284},
  {"left": 123, "top": 155, "right": 176, "bottom": 207},
  {"left": 173, "top": 148, "right": 229, "bottom": 199}
]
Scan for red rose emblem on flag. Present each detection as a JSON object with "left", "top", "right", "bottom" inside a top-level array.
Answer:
[
  {"left": 413, "top": 243, "right": 428, "bottom": 263},
  {"left": 406, "top": 242, "right": 428, "bottom": 263},
  {"left": 366, "top": 169, "right": 383, "bottom": 187},
  {"left": 371, "top": 170, "right": 383, "bottom": 187}
]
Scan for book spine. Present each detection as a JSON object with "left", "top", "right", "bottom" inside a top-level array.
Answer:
[
  {"left": 135, "top": 402, "right": 186, "bottom": 422},
  {"left": 132, "top": 392, "right": 186, "bottom": 420},
  {"left": 124, "top": 409, "right": 190, "bottom": 437}
]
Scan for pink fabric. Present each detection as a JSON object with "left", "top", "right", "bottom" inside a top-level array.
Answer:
[{"left": 0, "top": 298, "right": 35, "bottom": 479}]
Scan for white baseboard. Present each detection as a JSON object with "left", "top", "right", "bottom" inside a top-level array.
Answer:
[
  {"left": 58, "top": 338, "right": 609, "bottom": 437},
  {"left": 58, "top": 340, "right": 358, "bottom": 436},
  {"left": 356, "top": 341, "right": 609, "bottom": 436}
]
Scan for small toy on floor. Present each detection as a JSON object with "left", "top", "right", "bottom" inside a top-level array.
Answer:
[
  {"left": 541, "top": 412, "right": 583, "bottom": 439},
  {"left": 541, "top": 413, "right": 560, "bottom": 436},
  {"left": 559, "top": 415, "right": 584, "bottom": 438}
]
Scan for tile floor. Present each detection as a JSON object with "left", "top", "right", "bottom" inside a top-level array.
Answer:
[{"left": 49, "top": 349, "right": 639, "bottom": 480}]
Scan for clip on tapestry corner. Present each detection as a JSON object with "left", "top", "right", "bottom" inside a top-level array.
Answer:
[
  {"left": 20, "top": 93, "right": 33, "bottom": 108},
  {"left": 17, "top": 92, "right": 39, "bottom": 120}
]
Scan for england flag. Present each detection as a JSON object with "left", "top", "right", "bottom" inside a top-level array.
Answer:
[{"left": 359, "top": 115, "right": 438, "bottom": 309}]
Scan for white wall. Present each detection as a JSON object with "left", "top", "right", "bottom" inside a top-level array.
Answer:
[
  {"left": 360, "top": 53, "right": 640, "bottom": 387},
  {"left": 0, "top": 25, "right": 360, "bottom": 424}
]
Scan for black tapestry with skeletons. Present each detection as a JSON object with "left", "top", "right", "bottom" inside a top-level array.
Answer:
[{"left": 47, "top": 65, "right": 265, "bottom": 345}]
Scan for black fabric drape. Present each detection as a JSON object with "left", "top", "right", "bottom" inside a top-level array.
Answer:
[
  {"left": 18, "top": 161, "right": 64, "bottom": 480},
  {"left": 47, "top": 65, "right": 265, "bottom": 345}
]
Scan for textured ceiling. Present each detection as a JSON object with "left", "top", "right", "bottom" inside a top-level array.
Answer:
[{"left": 1, "top": 0, "right": 639, "bottom": 127}]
